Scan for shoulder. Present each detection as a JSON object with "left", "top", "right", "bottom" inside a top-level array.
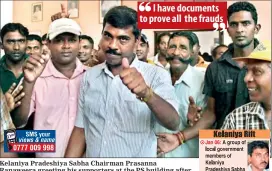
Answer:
[
  {"left": 137, "top": 61, "right": 171, "bottom": 87},
  {"left": 84, "top": 63, "right": 104, "bottom": 77},
  {"left": 228, "top": 102, "right": 258, "bottom": 116},
  {"left": 191, "top": 66, "right": 205, "bottom": 78}
]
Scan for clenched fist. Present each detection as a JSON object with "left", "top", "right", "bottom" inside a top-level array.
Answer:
[{"left": 120, "top": 58, "right": 150, "bottom": 99}]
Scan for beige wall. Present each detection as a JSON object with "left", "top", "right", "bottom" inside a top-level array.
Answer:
[
  {"left": 13, "top": 1, "right": 137, "bottom": 49},
  {"left": 13, "top": 1, "right": 271, "bottom": 58}
]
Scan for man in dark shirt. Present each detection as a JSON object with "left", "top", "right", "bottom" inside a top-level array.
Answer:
[
  {"left": 0, "top": 23, "right": 29, "bottom": 93},
  {"left": 188, "top": 1, "right": 262, "bottom": 129}
]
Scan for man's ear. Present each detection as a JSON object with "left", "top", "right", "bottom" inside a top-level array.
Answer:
[
  {"left": 255, "top": 24, "right": 261, "bottom": 34},
  {"left": 247, "top": 155, "right": 251, "bottom": 165}
]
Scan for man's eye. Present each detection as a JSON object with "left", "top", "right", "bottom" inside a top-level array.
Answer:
[
  {"left": 55, "top": 39, "right": 63, "bottom": 43},
  {"left": 69, "top": 39, "right": 77, "bottom": 43},
  {"left": 120, "top": 37, "right": 129, "bottom": 42},
  {"left": 7, "top": 40, "right": 14, "bottom": 44},
  {"left": 169, "top": 45, "right": 176, "bottom": 49},
  {"left": 230, "top": 23, "right": 237, "bottom": 27},
  {"left": 103, "top": 33, "right": 111, "bottom": 38}
]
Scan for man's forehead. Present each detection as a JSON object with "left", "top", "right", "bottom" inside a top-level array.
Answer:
[
  {"left": 253, "top": 148, "right": 268, "bottom": 153},
  {"left": 169, "top": 36, "right": 189, "bottom": 44},
  {"left": 80, "top": 39, "right": 92, "bottom": 45},
  {"left": 4, "top": 31, "right": 26, "bottom": 39},
  {"left": 27, "top": 40, "right": 41, "bottom": 46},
  {"left": 104, "top": 23, "right": 134, "bottom": 36},
  {"left": 229, "top": 10, "right": 254, "bottom": 22}
]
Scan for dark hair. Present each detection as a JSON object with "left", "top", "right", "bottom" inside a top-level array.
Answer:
[
  {"left": 79, "top": 35, "right": 94, "bottom": 45},
  {"left": 212, "top": 44, "right": 228, "bottom": 57},
  {"left": 227, "top": 1, "right": 258, "bottom": 24},
  {"left": 169, "top": 31, "right": 194, "bottom": 51},
  {"left": 190, "top": 32, "right": 199, "bottom": 46},
  {"left": 27, "top": 34, "right": 42, "bottom": 45},
  {"left": 157, "top": 32, "right": 171, "bottom": 45},
  {"left": 102, "top": 6, "right": 140, "bottom": 40},
  {"left": 248, "top": 141, "right": 269, "bottom": 156},
  {"left": 1, "top": 23, "right": 29, "bottom": 42},
  {"left": 42, "top": 33, "right": 47, "bottom": 41}
]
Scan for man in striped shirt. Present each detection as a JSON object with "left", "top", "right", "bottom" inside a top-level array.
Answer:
[
  {"left": 65, "top": 6, "right": 180, "bottom": 157},
  {"left": 221, "top": 41, "right": 271, "bottom": 130}
]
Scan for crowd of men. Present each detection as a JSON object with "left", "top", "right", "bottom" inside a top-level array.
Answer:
[{"left": 0, "top": 1, "right": 270, "bottom": 166}]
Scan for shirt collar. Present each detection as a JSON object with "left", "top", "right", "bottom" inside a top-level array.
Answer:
[
  {"left": 248, "top": 164, "right": 268, "bottom": 171},
  {"left": 218, "top": 39, "right": 261, "bottom": 65},
  {"left": 40, "top": 58, "right": 87, "bottom": 79},
  {"left": 174, "top": 65, "right": 193, "bottom": 88}
]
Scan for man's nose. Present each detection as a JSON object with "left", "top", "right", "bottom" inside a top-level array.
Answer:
[
  {"left": 62, "top": 39, "right": 71, "bottom": 49},
  {"left": 236, "top": 23, "right": 245, "bottom": 33},
  {"left": 13, "top": 42, "right": 20, "bottom": 50}
]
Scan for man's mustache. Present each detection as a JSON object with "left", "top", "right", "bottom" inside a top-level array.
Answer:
[
  {"left": 166, "top": 55, "right": 192, "bottom": 64},
  {"left": 106, "top": 49, "right": 121, "bottom": 56}
]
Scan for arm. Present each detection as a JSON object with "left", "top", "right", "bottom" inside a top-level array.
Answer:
[
  {"left": 157, "top": 97, "right": 216, "bottom": 154},
  {"left": 12, "top": 53, "right": 50, "bottom": 127},
  {"left": 145, "top": 91, "right": 180, "bottom": 131},
  {"left": 64, "top": 126, "right": 86, "bottom": 157},
  {"left": 12, "top": 81, "right": 35, "bottom": 127},
  {"left": 65, "top": 72, "right": 87, "bottom": 157}
]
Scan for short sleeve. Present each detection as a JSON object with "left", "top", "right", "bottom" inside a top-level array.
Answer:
[
  {"left": 203, "top": 64, "right": 215, "bottom": 98},
  {"left": 152, "top": 68, "right": 179, "bottom": 114},
  {"left": 75, "top": 73, "right": 86, "bottom": 128}
]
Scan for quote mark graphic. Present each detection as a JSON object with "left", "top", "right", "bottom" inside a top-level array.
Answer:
[
  {"left": 139, "top": 2, "right": 151, "bottom": 12},
  {"left": 213, "top": 23, "right": 227, "bottom": 32}
]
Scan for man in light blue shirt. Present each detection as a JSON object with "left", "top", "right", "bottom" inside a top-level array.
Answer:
[
  {"left": 156, "top": 31, "right": 214, "bottom": 157},
  {"left": 65, "top": 6, "right": 180, "bottom": 158}
]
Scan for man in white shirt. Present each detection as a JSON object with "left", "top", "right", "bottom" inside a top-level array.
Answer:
[{"left": 153, "top": 32, "right": 171, "bottom": 71}]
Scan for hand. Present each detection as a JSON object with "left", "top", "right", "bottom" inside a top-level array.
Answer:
[
  {"left": 23, "top": 53, "right": 50, "bottom": 83},
  {"left": 187, "top": 96, "right": 202, "bottom": 126},
  {"left": 51, "top": 4, "right": 70, "bottom": 21},
  {"left": 5, "top": 83, "right": 25, "bottom": 112},
  {"left": 120, "top": 58, "right": 149, "bottom": 98},
  {"left": 156, "top": 133, "right": 180, "bottom": 156}
]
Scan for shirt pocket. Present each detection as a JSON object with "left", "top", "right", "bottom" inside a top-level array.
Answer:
[
  {"left": 84, "top": 90, "right": 103, "bottom": 117},
  {"left": 115, "top": 93, "right": 151, "bottom": 133}
]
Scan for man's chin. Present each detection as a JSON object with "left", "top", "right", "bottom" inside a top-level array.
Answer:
[
  {"left": 106, "top": 60, "right": 122, "bottom": 68},
  {"left": 9, "top": 56, "right": 25, "bottom": 62}
]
